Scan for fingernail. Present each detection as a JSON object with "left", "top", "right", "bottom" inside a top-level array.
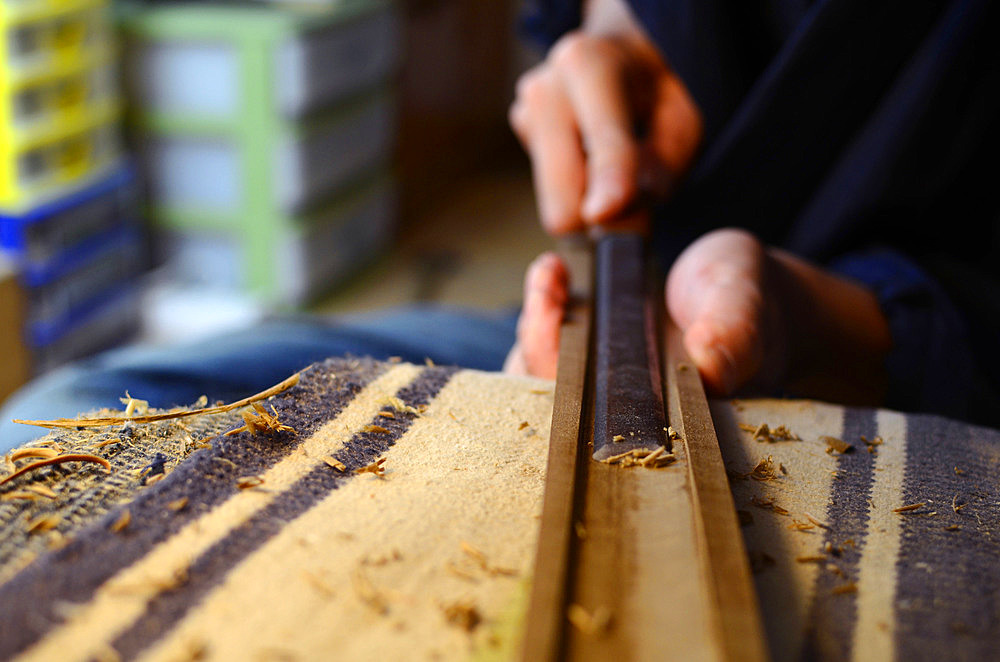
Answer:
[
  {"left": 582, "top": 175, "right": 623, "bottom": 221},
  {"left": 690, "top": 344, "right": 736, "bottom": 395}
]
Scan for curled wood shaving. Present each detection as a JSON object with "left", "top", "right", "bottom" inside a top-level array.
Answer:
[
  {"left": 566, "top": 604, "right": 612, "bottom": 636},
  {"left": 27, "top": 484, "right": 57, "bottom": 499},
  {"left": 750, "top": 495, "right": 789, "bottom": 515},
  {"left": 832, "top": 582, "right": 858, "bottom": 595},
  {"left": 861, "top": 435, "right": 883, "bottom": 454},
  {"left": 27, "top": 513, "right": 62, "bottom": 533},
  {"left": 460, "top": 541, "right": 518, "bottom": 577},
  {"left": 803, "top": 511, "right": 830, "bottom": 529},
  {"left": 226, "top": 403, "right": 295, "bottom": 437},
  {"left": 822, "top": 436, "right": 853, "bottom": 454},
  {"left": 749, "top": 455, "right": 781, "bottom": 481},
  {"left": 739, "top": 423, "right": 800, "bottom": 442},
  {"left": 236, "top": 476, "right": 264, "bottom": 489},
  {"left": 10, "top": 447, "right": 60, "bottom": 462},
  {"left": 952, "top": 495, "right": 967, "bottom": 513},
  {"left": 0, "top": 454, "right": 111, "bottom": 486},
  {"left": 788, "top": 520, "right": 816, "bottom": 531},
  {"left": 110, "top": 510, "right": 131, "bottom": 532},
  {"left": 442, "top": 602, "right": 482, "bottom": 632},
  {"left": 14, "top": 372, "right": 300, "bottom": 429},
  {"left": 356, "top": 457, "right": 387, "bottom": 477},
  {"left": 893, "top": 502, "right": 926, "bottom": 513},
  {"left": 378, "top": 395, "right": 423, "bottom": 416}
]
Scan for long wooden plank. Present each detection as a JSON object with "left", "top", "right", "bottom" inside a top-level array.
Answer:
[
  {"left": 665, "top": 323, "right": 770, "bottom": 662},
  {"left": 520, "top": 240, "right": 593, "bottom": 662}
]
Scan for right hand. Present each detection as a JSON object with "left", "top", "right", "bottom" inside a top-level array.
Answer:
[{"left": 509, "top": 11, "right": 703, "bottom": 235}]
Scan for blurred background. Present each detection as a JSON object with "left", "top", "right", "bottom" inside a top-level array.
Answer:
[{"left": 0, "top": 0, "right": 550, "bottom": 405}]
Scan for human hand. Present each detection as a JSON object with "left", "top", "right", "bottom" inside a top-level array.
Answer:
[
  {"left": 506, "top": 229, "right": 891, "bottom": 406},
  {"left": 508, "top": 3, "right": 702, "bottom": 235}
]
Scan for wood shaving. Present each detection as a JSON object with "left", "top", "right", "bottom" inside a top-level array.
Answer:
[
  {"left": 822, "top": 436, "right": 853, "bottom": 454},
  {"left": 750, "top": 495, "right": 789, "bottom": 515},
  {"left": 944, "top": 525, "right": 961, "bottom": 532},
  {"left": 518, "top": 422, "right": 529, "bottom": 431},
  {"left": 460, "top": 541, "right": 518, "bottom": 577},
  {"left": 362, "top": 425, "right": 390, "bottom": 434},
  {"left": 378, "top": 410, "right": 396, "bottom": 419},
  {"left": 226, "top": 403, "right": 295, "bottom": 437},
  {"left": 566, "top": 604, "right": 612, "bottom": 636},
  {"left": 788, "top": 519, "right": 816, "bottom": 531},
  {"left": 378, "top": 396, "right": 423, "bottom": 416},
  {"left": 804, "top": 511, "right": 830, "bottom": 529},
  {"left": 110, "top": 510, "right": 131, "bottom": 532},
  {"left": 14, "top": 372, "right": 300, "bottom": 429},
  {"left": 796, "top": 555, "right": 827, "bottom": 563},
  {"left": 120, "top": 392, "right": 150, "bottom": 418},
  {"left": 27, "top": 513, "right": 61, "bottom": 533},
  {"left": 356, "top": 457, "right": 387, "bottom": 477},
  {"left": 302, "top": 570, "right": 336, "bottom": 598},
  {"left": 323, "top": 457, "right": 347, "bottom": 472},
  {"left": 861, "top": 435, "right": 884, "bottom": 454},
  {"left": 611, "top": 435, "right": 625, "bottom": 443},
  {"left": 0, "top": 453, "right": 111, "bottom": 486},
  {"left": 748, "top": 455, "right": 781, "bottom": 481},
  {"left": 236, "top": 476, "right": 264, "bottom": 489},
  {"left": 167, "top": 497, "right": 189, "bottom": 512},
  {"left": 10, "top": 447, "right": 60, "bottom": 462},
  {"left": 739, "top": 423, "right": 800, "bottom": 442},
  {"left": 352, "top": 568, "right": 389, "bottom": 614},
  {"left": 893, "top": 502, "right": 926, "bottom": 513},
  {"left": 442, "top": 602, "right": 481, "bottom": 632},
  {"left": 666, "top": 426, "right": 682, "bottom": 442},
  {"left": 601, "top": 447, "right": 676, "bottom": 469},
  {"left": 2, "top": 491, "right": 38, "bottom": 501},
  {"left": 954, "top": 466, "right": 965, "bottom": 475},
  {"left": 832, "top": 582, "right": 858, "bottom": 595},
  {"left": 26, "top": 484, "right": 57, "bottom": 499},
  {"left": 952, "top": 495, "right": 967, "bottom": 513}
]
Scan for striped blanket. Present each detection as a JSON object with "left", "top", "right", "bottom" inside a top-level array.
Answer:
[{"left": 0, "top": 357, "right": 996, "bottom": 661}]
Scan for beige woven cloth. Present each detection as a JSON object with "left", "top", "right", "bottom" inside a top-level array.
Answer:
[{"left": 0, "top": 358, "right": 997, "bottom": 661}]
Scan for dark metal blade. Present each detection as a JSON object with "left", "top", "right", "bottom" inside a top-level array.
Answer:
[{"left": 591, "top": 233, "right": 668, "bottom": 460}]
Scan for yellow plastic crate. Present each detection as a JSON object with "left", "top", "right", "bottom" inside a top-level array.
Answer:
[
  {"left": 1, "top": 2, "right": 113, "bottom": 88},
  {"left": 0, "top": 114, "right": 121, "bottom": 210}
]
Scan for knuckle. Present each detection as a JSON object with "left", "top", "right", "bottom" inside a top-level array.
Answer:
[
  {"left": 550, "top": 31, "right": 594, "bottom": 71},
  {"left": 514, "top": 68, "right": 549, "bottom": 105}
]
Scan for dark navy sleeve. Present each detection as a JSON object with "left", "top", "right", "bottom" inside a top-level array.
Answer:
[
  {"left": 520, "top": 0, "right": 581, "bottom": 50},
  {"left": 829, "top": 249, "right": 978, "bottom": 423}
]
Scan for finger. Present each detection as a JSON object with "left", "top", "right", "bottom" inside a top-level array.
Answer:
[
  {"left": 515, "top": 252, "right": 569, "bottom": 379},
  {"left": 510, "top": 69, "right": 587, "bottom": 234},
  {"left": 666, "top": 229, "right": 766, "bottom": 395},
  {"left": 550, "top": 34, "right": 639, "bottom": 225},
  {"left": 640, "top": 71, "right": 703, "bottom": 194}
]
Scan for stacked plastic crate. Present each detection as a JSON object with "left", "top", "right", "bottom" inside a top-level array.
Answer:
[
  {"left": 121, "top": 0, "right": 401, "bottom": 313},
  {"left": 0, "top": 0, "right": 140, "bottom": 375}
]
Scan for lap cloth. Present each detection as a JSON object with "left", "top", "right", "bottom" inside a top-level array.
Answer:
[{"left": 0, "top": 358, "right": 996, "bottom": 661}]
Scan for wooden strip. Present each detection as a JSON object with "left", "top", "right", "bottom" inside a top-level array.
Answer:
[
  {"left": 665, "top": 323, "right": 770, "bottom": 662},
  {"left": 520, "top": 239, "right": 593, "bottom": 662}
]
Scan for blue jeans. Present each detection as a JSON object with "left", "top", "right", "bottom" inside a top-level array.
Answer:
[{"left": 0, "top": 306, "right": 518, "bottom": 452}]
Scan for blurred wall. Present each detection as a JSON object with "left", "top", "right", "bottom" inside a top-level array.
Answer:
[{"left": 396, "top": 0, "right": 525, "bottom": 225}]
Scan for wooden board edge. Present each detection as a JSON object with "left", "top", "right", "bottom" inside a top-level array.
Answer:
[{"left": 665, "top": 323, "right": 771, "bottom": 662}]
